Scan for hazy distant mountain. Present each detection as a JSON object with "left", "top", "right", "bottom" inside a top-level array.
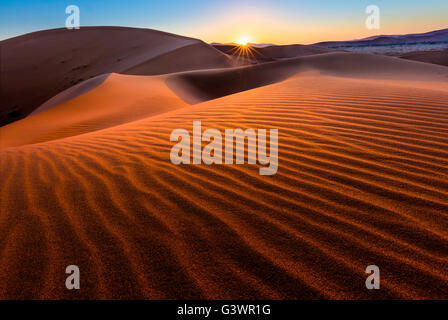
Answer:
[{"left": 314, "top": 28, "right": 448, "bottom": 48}]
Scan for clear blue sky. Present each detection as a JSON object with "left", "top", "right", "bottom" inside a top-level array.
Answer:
[{"left": 1, "top": 0, "right": 447, "bottom": 44}]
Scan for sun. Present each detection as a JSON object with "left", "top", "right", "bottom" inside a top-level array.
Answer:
[{"left": 236, "top": 35, "right": 253, "bottom": 46}]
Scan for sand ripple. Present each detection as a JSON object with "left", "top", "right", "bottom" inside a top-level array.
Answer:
[{"left": 1, "top": 74, "right": 447, "bottom": 299}]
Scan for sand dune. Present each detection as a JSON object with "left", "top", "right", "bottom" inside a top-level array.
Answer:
[
  {"left": 2, "top": 51, "right": 448, "bottom": 148},
  {"left": 0, "top": 27, "right": 231, "bottom": 125},
  {"left": 167, "top": 52, "right": 448, "bottom": 105},
  {"left": 250, "top": 44, "right": 334, "bottom": 59},
  {"left": 213, "top": 43, "right": 333, "bottom": 63},
  {"left": 400, "top": 50, "right": 448, "bottom": 67},
  {"left": 1, "top": 48, "right": 448, "bottom": 299},
  {"left": 31, "top": 74, "right": 111, "bottom": 115},
  {"left": 122, "top": 42, "right": 233, "bottom": 75},
  {"left": 0, "top": 73, "right": 189, "bottom": 148}
]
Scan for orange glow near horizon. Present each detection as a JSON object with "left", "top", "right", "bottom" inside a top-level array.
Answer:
[{"left": 236, "top": 35, "right": 253, "bottom": 46}]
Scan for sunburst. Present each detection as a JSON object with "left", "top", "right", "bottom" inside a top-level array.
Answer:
[{"left": 227, "top": 40, "right": 264, "bottom": 64}]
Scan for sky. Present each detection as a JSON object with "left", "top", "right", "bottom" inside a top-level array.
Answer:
[{"left": 0, "top": 0, "right": 447, "bottom": 44}]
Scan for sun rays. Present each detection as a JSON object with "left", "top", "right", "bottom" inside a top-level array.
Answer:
[{"left": 227, "top": 42, "right": 264, "bottom": 64}]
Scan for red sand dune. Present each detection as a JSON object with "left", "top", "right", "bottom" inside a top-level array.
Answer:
[
  {"left": 0, "top": 27, "right": 231, "bottom": 125},
  {"left": 0, "top": 48, "right": 448, "bottom": 299},
  {"left": 400, "top": 50, "right": 448, "bottom": 67},
  {"left": 0, "top": 74, "right": 190, "bottom": 148}
]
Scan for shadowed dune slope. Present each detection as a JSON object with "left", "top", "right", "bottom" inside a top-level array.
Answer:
[
  {"left": 0, "top": 27, "right": 231, "bottom": 125},
  {"left": 0, "top": 73, "right": 447, "bottom": 299},
  {"left": 400, "top": 50, "right": 448, "bottom": 67},
  {"left": 30, "top": 74, "right": 111, "bottom": 115}
]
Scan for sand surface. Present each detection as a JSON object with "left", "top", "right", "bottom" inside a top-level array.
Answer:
[
  {"left": 0, "top": 27, "right": 231, "bottom": 126},
  {"left": 400, "top": 50, "right": 448, "bottom": 67},
  {"left": 0, "top": 49, "right": 448, "bottom": 299}
]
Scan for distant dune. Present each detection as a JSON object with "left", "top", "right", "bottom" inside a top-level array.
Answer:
[
  {"left": 400, "top": 50, "right": 448, "bottom": 67},
  {"left": 0, "top": 27, "right": 231, "bottom": 126},
  {"left": 255, "top": 44, "right": 334, "bottom": 59},
  {"left": 167, "top": 51, "right": 448, "bottom": 105},
  {"left": 213, "top": 43, "right": 333, "bottom": 62}
]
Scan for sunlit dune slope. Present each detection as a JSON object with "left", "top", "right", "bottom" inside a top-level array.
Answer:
[
  {"left": 0, "top": 73, "right": 190, "bottom": 148},
  {"left": 0, "top": 27, "right": 231, "bottom": 125},
  {"left": 0, "top": 71, "right": 447, "bottom": 299}
]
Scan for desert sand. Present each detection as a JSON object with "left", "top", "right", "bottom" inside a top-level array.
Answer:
[
  {"left": 400, "top": 50, "right": 448, "bottom": 67},
  {"left": 1, "top": 29, "right": 448, "bottom": 299},
  {"left": 0, "top": 27, "right": 232, "bottom": 126}
]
